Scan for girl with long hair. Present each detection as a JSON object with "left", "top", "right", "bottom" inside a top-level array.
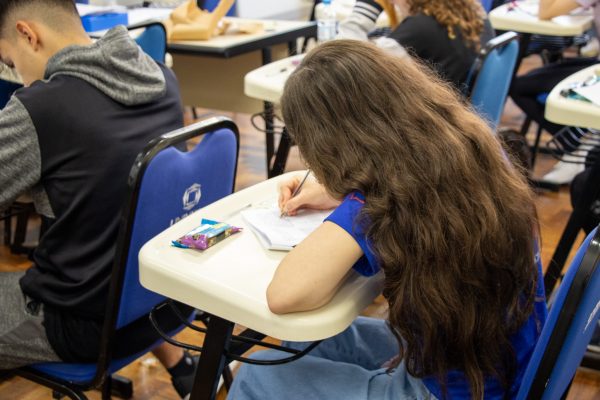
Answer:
[
  {"left": 227, "top": 40, "right": 547, "bottom": 400},
  {"left": 338, "top": 0, "right": 494, "bottom": 88}
]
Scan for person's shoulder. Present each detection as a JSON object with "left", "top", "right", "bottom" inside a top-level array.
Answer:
[
  {"left": 399, "top": 13, "right": 442, "bottom": 32},
  {"left": 390, "top": 13, "right": 445, "bottom": 45},
  {"left": 14, "top": 75, "right": 95, "bottom": 120},
  {"left": 16, "top": 75, "right": 82, "bottom": 100},
  {"left": 345, "top": 192, "right": 365, "bottom": 205}
]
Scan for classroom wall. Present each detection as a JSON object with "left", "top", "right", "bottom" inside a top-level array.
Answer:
[{"left": 236, "top": 0, "right": 313, "bottom": 20}]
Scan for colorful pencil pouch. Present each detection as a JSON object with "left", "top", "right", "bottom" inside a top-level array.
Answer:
[{"left": 172, "top": 219, "right": 242, "bottom": 250}]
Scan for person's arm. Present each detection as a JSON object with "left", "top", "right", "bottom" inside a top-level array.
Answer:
[
  {"left": 337, "top": 0, "right": 384, "bottom": 40},
  {"left": 337, "top": 1, "right": 408, "bottom": 57},
  {"left": 269, "top": 175, "right": 363, "bottom": 314},
  {"left": 266, "top": 221, "right": 364, "bottom": 314},
  {"left": 0, "top": 96, "right": 41, "bottom": 210},
  {"left": 538, "top": 0, "right": 580, "bottom": 19},
  {"left": 278, "top": 171, "right": 341, "bottom": 216}
]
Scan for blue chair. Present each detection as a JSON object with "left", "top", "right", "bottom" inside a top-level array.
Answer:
[
  {"left": 202, "top": 0, "right": 236, "bottom": 16},
  {"left": 517, "top": 226, "right": 600, "bottom": 399},
  {"left": 129, "top": 21, "right": 167, "bottom": 63},
  {"left": 464, "top": 31, "right": 520, "bottom": 131},
  {"left": 480, "top": 0, "right": 493, "bottom": 13},
  {"left": 15, "top": 117, "right": 240, "bottom": 400}
]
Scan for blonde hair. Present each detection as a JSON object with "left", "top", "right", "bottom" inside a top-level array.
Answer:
[{"left": 407, "top": 0, "right": 486, "bottom": 50}]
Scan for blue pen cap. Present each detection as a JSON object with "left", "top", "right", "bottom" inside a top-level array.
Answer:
[{"left": 81, "top": 12, "right": 128, "bottom": 32}]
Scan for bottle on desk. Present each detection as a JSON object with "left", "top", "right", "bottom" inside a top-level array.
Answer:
[{"left": 317, "top": 0, "right": 337, "bottom": 43}]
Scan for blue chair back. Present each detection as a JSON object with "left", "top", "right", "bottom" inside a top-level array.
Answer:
[
  {"left": 203, "top": 0, "right": 236, "bottom": 16},
  {"left": 15, "top": 118, "right": 239, "bottom": 395},
  {"left": 131, "top": 22, "right": 167, "bottom": 63},
  {"left": 465, "top": 31, "right": 519, "bottom": 131},
  {"left": 114, "top": 117, "right": 239, "bottom": 329},
  {"left": 480, "top": 0, "right": 493, "bottom": 12},
  {"left": 517, "top": 226, "right": 600, "bottom": 399}
]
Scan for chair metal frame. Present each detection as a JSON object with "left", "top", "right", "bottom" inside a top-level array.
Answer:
[
  {"left": 464, "top": 30, "right": 520, "bottom": 102},
  {"left": 15, "top": 117, "right": 240, "bottom": 400}
]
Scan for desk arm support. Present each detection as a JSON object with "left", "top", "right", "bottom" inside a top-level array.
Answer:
[
  {"left": 149, "top": 303, "right": 205, "bottom": 353},
  {"left": 225, "top": 340, "right": 321, "bottom": 365},
  {"left": 150, "top": 301, "right": 322, "bottom": 366}
]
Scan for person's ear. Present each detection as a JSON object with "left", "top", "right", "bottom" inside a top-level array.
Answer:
[{"left": 14, "top": 21, "right": 40, "bottom": 50}]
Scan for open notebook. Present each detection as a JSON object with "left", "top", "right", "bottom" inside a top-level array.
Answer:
[{"left": 241, "top": 206, "right": 333, "bottom": 251}]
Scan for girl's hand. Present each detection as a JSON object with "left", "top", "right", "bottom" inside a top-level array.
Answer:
[{"left": 278, "top": 172, "right": 341, "bottom": 216}]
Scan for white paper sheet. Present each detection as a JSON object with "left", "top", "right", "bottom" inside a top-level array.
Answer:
[
  {"left": 241, "top": 206, "right": 333, "bottom": 251},
  {"left": 574, "top": 84, "right": 600, "bottom": 107}
]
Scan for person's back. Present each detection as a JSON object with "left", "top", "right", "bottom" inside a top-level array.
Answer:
[
  {"left": 337, "top": 0, "right": 494, "bottom": 88},
  {"left": 228, "top": 40, "right": 546, "bottom": 400},
  {"left": 14, "top": 25, "right": 183, "bottom": 361},
  {"left": 0, "top": 1, "right": 200, "bottom": 396}
]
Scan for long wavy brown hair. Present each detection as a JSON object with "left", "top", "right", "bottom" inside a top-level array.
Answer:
[
  {"left": 404, "top": 0, "right": 486, "bottom": 50},
  {"left": 281, "top": 40, "right": 538, "bottom": 399}
]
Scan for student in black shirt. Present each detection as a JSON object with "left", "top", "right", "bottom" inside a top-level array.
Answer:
[
  {"left": 0, "top": 0, "right": 195, "bottom": 397},
  {"left": 338, "top": 0, "right": 495, "bottom": 89}
]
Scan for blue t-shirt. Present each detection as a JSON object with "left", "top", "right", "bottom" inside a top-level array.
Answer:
[{"left": 326, "top": 192, "right": 548, "bottom": 399}]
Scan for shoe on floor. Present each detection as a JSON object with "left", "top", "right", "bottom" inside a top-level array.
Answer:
[
  {"left": 540, "top": 160, "right": 585, "bottom": 185},
  {"left": 170, "top": 351, "right": 199, "bottom": 399}
]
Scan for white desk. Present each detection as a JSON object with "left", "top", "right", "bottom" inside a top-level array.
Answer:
[
  {"left": 167, "top": 18, "right": 315, "bottom": 179},
  {"left": 489, "top": 1, "right": 593, "bottom": 36},
  {"left": 76, "top": 8, "right": 316, "bottom": 114},
  {"left": 139, "top": 172, "right": 384, "bottom": 342},
  {"left": 168, "top": 18, "right": 316, "bottom": 114},
  {"left": 244, "top": 54, "right": 303, "bottom": 104},
  {"left": 545, "top": 64, "right": 600, "bottom": 130}
]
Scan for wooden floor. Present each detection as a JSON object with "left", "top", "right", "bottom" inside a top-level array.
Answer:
[{"left": 0, "top": 58, "right": 599, "bottom": 399}]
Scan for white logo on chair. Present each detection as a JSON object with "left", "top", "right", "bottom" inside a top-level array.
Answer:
[{"left": 182, "top": 183, "right": 202, "bottom": 211}]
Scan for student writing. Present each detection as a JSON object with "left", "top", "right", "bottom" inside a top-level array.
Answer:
[{"left": 228, "top": 40, "right": 547, "bottom": 400}]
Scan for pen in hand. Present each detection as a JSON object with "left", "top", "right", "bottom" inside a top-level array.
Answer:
[{"left": 280, "top": 170, "right": 311, "bottom": 218}]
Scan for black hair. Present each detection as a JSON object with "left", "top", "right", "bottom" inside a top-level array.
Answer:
[{"left": 0, "top": 0, "right": 78, "bottom": 34}]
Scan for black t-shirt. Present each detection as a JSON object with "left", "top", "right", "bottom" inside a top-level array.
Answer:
[
  {"left": 44, "top": 302, "right": 193, "bottom": 362},
  {"left": 17, "top": 64, "right": 186, "bottom": 362},
  {"left": 389, "top": 14, "right": 495, "bottom": 88}
]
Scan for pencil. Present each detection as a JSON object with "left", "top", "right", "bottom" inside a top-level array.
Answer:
[{"left": 280, "top": 170, "right": 311, "bottom": 218}]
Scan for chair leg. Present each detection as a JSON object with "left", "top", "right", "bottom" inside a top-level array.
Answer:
[
  {"left": 530, "top": 124, "right": 544, "bottom": 168},
  {"left": 520, "top": 116, "right": 532, "bottom": 137},
  {"left": 270, "top": 127, "right": 293, "bottom": 177},
  {"left": 2, "top": 212, "right": 11, "bottom": 246},
  {"left": 222, "top": 365, "right": 233, "bottom": 390},
  {"left": 544, "top": 214, "right": 583, "bottom": 297},
  {"left": 10, "top": 203, "right": 33, "bottom": 255},
  {"left": 101, "top": 375, "right": 112, "bottom": 400},
  {"left": 110, "top": 374, "right": 133, "bottom": 399}
]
